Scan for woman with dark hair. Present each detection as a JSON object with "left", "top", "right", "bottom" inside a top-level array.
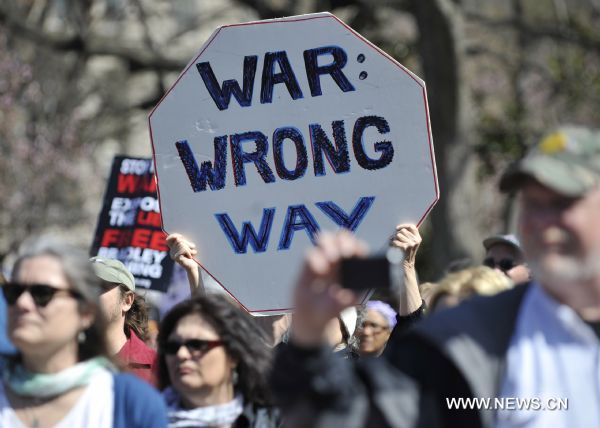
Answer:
[
  {"left": 0, "top": 236, "right": 167, "bottom": 428},
  {"left": 158, "top": 294, "right": 280, "bottom": 427}
]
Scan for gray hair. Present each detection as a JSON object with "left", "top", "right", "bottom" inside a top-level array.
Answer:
[{"left": 11, "top": 235, "right": 108, "bottom": 361}]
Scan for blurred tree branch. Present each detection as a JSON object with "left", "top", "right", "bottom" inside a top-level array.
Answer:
[
  {"left": 465, "top": 11, "right": 600, "bottom": 53},
  {"left": 0, "top": 3, "right": 187, "bottom": 71}
]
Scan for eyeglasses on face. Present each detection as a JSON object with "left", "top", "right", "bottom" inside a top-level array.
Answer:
[
  {"left": 483, "top": 257, "right": 517, "bottom": 272},
  {"left": 2, "top": 282, "right": 81, "bottom": 307},
  {"left": 359, "top": 320, "right": 389, "bottom": 334},
  {"left": 162, "top": 339, "right": 223, "bottom": 356}
]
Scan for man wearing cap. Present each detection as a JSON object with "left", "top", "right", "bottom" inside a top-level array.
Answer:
[
  {"left": 271, "top": 126, "right": 600, "bottom": 428},
  {"left": 90, "top": 257, "right": 158, "bottom": 386},
  {"left": 482, "top": 234, "right": 531, "bottom": 285}
]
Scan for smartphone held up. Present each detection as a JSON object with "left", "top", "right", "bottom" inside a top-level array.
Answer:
[{"left": 340, "top": 247, "right": 405, "bottom": 291}]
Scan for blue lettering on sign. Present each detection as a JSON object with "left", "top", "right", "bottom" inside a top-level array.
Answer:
[
  {"left": 261, "top": 51, "right": 303, "bottom": 104},
  {"left": 175, "top": 138, "right": 227, "bottom": 192},
  {"left": 214, "top": 196, "right": 376, "bottom": 254},
  {"left": 273, "top": 127, "right": 308, "bottom": 180},
  {"left": 278, "top": 205, "right": 320, "bottom": 250},
  {"left": 352, "top": 116, "right": 394, "bottom": 170},
  {"left": 197, "top": 55, "right": 258, "bottom": 111},
  {"left": 316, "top": 196, "right": 375, "bottom": 231},
  {"left": 310, "top": 120, "right": 350, "bottom": 176},
  {"left": 303, "top": 46, "right": 355, "bottom": 97},
  {"left": 197, "top": 46, "right": 355, "bottom": 111},
  {"left": 215, "top": 208, "right": 275, "bottom": 254},
  {"left": 230, "top": 131, "right": 276, "bottom": 186},
  {"left": 175, "top": 118, "right": 395, "bottom": 191}
]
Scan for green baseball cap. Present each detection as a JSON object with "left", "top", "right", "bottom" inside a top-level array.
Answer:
[
  {"left": 500, "top": 125, "right": 600, "bottom": 196},
  {"left": 89, "top": 257, "right": 135, "bottom": 291}
]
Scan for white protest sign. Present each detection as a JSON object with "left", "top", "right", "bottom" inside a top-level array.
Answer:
[{"left": 149, "top": 12, "right": 438, "bottom": 313}]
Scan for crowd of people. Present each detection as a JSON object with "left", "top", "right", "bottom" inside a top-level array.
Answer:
[{"left": 0, "top": 124, "right": 598, "bottom": 427}]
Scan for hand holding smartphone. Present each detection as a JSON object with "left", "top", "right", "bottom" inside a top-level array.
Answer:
[{"left": 340, "top": 247, "right": 404, "bottom": 290}]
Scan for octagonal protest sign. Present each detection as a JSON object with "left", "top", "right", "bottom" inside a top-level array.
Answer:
[{"left": 149, "top": 12, "right": 438, "bottom": 313}]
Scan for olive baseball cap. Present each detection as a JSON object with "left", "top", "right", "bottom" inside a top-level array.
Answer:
[
  {"left": 89, "top": 257, "right": 135, "bottom": 291},
  {"left": 500, "top": 126, "right": 600, "bottom": 196}
]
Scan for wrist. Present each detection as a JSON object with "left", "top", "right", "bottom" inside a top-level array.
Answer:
[{"left": 403, "top": 259, "right": 416, "bottom": 269}]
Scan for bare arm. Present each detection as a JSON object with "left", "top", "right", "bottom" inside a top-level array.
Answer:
[
  {"left": 390, "top": 224, "right": 423, "bottom": 316},
  {"left": 166, "top": 233, "right": 205, "bottom": 296}
]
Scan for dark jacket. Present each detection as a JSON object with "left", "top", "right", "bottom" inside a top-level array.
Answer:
[{"left": 271, "top": 285, "right": 530, "bottom": 428}]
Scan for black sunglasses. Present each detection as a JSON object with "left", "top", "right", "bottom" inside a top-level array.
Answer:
[
  {"left": 162, "top": 339, "right": 223, "bottom": 356},
  {"left": 483, "top": 258, "right": 516, "bottom": 272},
  {"left": 2, "top": 283, "right": 81, "bottom": 307}
]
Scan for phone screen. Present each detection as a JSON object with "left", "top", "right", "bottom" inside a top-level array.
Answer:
[{"left": 340, "top": 256, "right": 390, "bottom": 290}]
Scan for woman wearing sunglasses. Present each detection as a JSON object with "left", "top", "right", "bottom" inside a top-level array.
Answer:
[
  {"left": 0, "top": 237, "right": 167, "bottom": 428},
  {"left": 157, "top": 294, "right": 280, "bottom": 427}
]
